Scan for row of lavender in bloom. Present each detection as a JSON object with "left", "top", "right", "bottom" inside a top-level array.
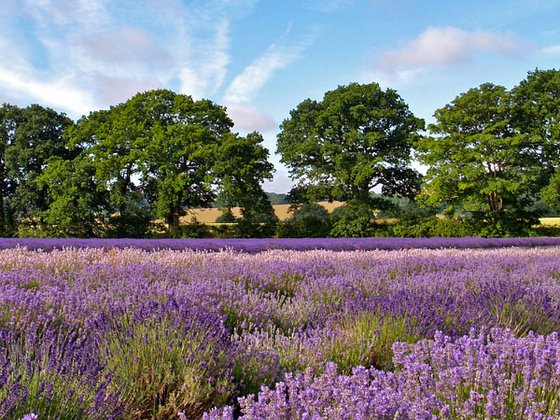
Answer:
[
  {"left": 206, "top": 329, "right": 560, "bottom": 419},
  {"left": 2, "top": 246, "right": 560, "bottom": 418},
  {"left": 2, "top": 236, "right": 560, "bottom": 252}
]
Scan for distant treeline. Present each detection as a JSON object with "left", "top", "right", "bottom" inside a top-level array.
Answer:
[{"left": 1, "top": 68, "right": 560, "bottom": 238}]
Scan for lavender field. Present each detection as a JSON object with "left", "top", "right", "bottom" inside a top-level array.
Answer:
[
  {"left": 3, "top": 236, "right": 560, "bottom": 252},
  {"left": 2, "top": 240, "right": 560, "bottom": 418}
]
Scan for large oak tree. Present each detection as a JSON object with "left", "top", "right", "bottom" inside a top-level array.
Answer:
[
  {"left": 0, "top": 103, "right": 74, "bottom": 235},
  {"left": 276, "top": 82, "right": 424, "bottom": 207},
  {"left": 512, "top": 69, "right": 560, "bottom": 212},
  {"left": 417, "top": 81, "right": 553, "bottom": 233},
  {"left": 65, "top": 89, "right": 274, "bottom": 237}
]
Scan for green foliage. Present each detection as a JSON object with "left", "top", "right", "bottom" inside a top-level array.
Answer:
[
  {"left": 531, "top": 225, "right": 560, "bottom": 237},
  {"left": 180, "top": 218, "right": 213, "bottom": 238},
  {"left": 0, "top": 103, "right": 74, "bottom": 235},
  {"left": 64, "top": 90, "right": 274, "bottom": 238},
  {"left": 67, "top": 90, "right": 233, "bottom": 237},
  {"left": 417, "top": 82, "right": 547, "bottom": 233},
  {"left": 3, "top": 70, "right": 560, "bottom": 239},
  {"left": 106, "top": 196, "right": 153, "bottom": 238},
  {"left": 236, "top": 211, "right": 278, "bottom": 238},
  {"left": 214, "top": 131, "right": 277, "bottom": 237},
  {"left": 211, "top": 224, "right": 239, "bottom": 238},
  {"left": 542, "top": 169, "right": 560, "bottom": 214},
  {"left": 36, "top": 156, "right": 108, "bottom": 237},
  {"left": 99, "top": 313, "right": 234, "bottom": 419},
  {"left": 267, "top": 192, "right": 288, "bottom": 205},
  {"left": 277, "top": 203, "right": 332, "bottom": 238},
  {"left": 326, "top": 313, "right": 419, "bottom": 373},
  {"left": 329, "top": 201, "right": 391, "bottom": 237},
  {"left": 512, "top": 68, "right": 560, "bottom": 179},
  {"left": 277, "top": 82, "right": 423, "bottom": 206}
]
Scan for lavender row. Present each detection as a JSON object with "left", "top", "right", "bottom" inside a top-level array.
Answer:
[
  {"left": 2, "top": 246, "right": 560, "bottom": 417},
  {"left": 3, "top": 236, "right": 560, "bottom": 252},
  {"left": 206, "top": 329, "right": 560, "bottom": 419}
]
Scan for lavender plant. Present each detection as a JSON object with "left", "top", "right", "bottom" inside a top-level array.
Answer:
[
  {"left": 206, "top": 329, "right": 560, "bottom": 419},
  {"left": 93, "top": 301, "right": 235, "bottom": 419},
  {"left": 0, "top": 323, "right": 122, "bottom": 419},
  {"left": 1, "top": 244, "right": 560, "bottom": 418},
  {"left": 3, "top": 236, "right": 560, "bottom": 252}
]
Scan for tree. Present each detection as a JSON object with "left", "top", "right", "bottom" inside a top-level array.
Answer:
[
  {"left": 67, "top": 89, "right": 274, "bottom": 237},
  {"left": 66, "top": 105, "right": 152, "bottom": 237},
  {"left": 139, "top": 91, "right": 235, "bottom": 236},
  {"left": 277, "top": 203, "right": 331, "bottom": 238},
  {"left": 0, "top": 104, "right": 17, "bottom": 235},
  {"left": 0, "top": 103, "right": 74, "bottom": 235},
  {"left": 541, "top": 170, "right": 560, "bottom": 214},
  {"left": 214, "top": 131, "right": 277, "bottom": 237},
  {"left": 417, "top": 83, "right": 543, "bottom": 234},
  {"left": 36, "top": 156, "right": 108, "bottom": 237},
  {"left": 67, "top": 90, "right": 236, "bottom": 236},
  {"left": 328, "top": 200, "right": 380, "bottom": 237},
  {"left": 266, "top": 192, "right": 288, "bottom": 205},
  {"left": 512, "top": 69, "right": 560, "bottom": 210},
  {"left": 276, "top": 82, "right": 424, "bottom": 206}
]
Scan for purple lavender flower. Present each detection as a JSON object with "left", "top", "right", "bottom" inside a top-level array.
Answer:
[
  {"left": 2, "top": 244, "right": 560, "bottom": 417},
  {"left": 208, "top": 329, "right": 560, "bottom": 419},
  {"left": 2, "top": 236, "right": 560, "bottom": 252}
]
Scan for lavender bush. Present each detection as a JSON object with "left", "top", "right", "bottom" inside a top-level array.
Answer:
[
  {"left": 1, "top": 244, "right": 560, "bottom": 418},
  {"left": 207, "top": 329, "right": 560, "bottom": 419},
  {"left": 3, "top": 236, "right": 560, "bottom": 252},
  {"left": 0, "top": 323, "right": 122, "bottom": 419}
]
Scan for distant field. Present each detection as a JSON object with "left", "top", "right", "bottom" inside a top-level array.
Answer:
[
  {"left": 181, "top": 201, "right": 345, "bottom": 224},
  {"left": 540, "top": 217, "right": 560, "bottom": 226},
  {"left": 181, "top": 206, "right": 560, "bottom": 227}
]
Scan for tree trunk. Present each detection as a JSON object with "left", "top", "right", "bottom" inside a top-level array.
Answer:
[{"left": 167, "top": 211, "right": 181, "bottom": 238}]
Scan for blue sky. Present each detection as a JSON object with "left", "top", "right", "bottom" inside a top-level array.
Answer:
[{"left": 1, "top": 0, "right": 559, "bottom": 192}]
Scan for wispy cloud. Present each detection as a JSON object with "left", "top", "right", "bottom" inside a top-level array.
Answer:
[
  {"left": 178, "top": 18, "right": 232, "bottom": 99},
  {"left": 224, "top": 30, "right": 313, "bottom": 104},
  {"left": 0, "top": 0, "right": 256, "bottom": 116},
  {"left": 224, "top": 44, "right": 304, "bottom": 103},
  {"left": 542, "top": 44, "right": 560, "bottom": 55},
  {"left": 0, "top": 67, "right": 95, "bottom": 115},
  {"left": 220, "top": 23, "right": 315, "bottom": 132},
  {"left": 79, "top": 27, "right": 173, "bottom": 68},
  {"left": 376, "top": 26, "right": 527, "bottom": 79}
]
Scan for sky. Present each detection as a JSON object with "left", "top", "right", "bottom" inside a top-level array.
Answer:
[{"left": 1, "top": 0, "right": 559, "bottom": 193}]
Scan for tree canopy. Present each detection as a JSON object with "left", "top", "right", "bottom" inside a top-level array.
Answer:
[
  {"left": 512, "top": 69, "right": 560, "bottom": 211},
  {"left": 276, "top": 82, "right": 424, "bottom": 206},
  {"left": 0, "top": 103, "right": 74, "bottom": 235},
  {"left": 417, "top": 75, "right": 560, "bottom": 234},
  {"left": 1, "top": 70, "right": 560, "bottom": 238},
  {"left": 64, "top": 89, "right": 274, "bottom": 237}
]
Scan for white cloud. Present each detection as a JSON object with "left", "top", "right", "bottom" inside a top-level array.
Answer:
[
  {"left": 80, "top": 27, "right": 173, "bottom": 67},
  {"left": 225, "top": 102, "right": 277, "bottom": 132},
  {"left": 0, "top": 0, "right": 256, "bottom": 114},
  {"left": 179, "top": 19, "right": 231, "bottom": 98},
  {"left": 225, "top": 40, "right": 310, "bottom": 103},
  {"left": 263, "top": 168, "right": 293, "bottom": 193},
  {"left": 377, "top": 26, "right": 525, "bottom": 76},
  {"left": 543, "top": 44, "right": 560, "bottom": 55},
  {"left": 0, "top": 67, "right": 95, "bottom": 115}
]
